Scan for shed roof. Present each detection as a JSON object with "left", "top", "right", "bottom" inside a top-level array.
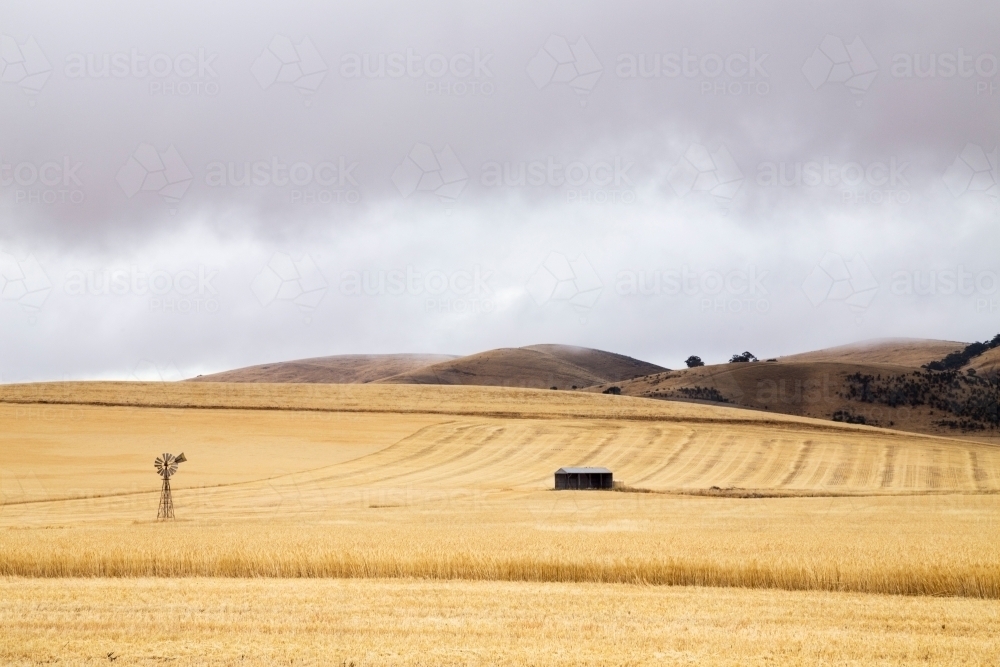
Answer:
[{"left": 555, "top": 467, "right": 612, "bottom": 474}]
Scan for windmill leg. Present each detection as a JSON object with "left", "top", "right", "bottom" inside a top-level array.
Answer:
[{"left": 158, "top": 478, "right": 175, "bottom": 520}]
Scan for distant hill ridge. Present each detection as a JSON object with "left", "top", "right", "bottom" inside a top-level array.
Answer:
[
  {"left": 188, "top": 354, "right": 456, "bottom": 384},
  {"left": 190, "top": 345, "right": 666, "bottom": 389},
  {"left": 585, "top": 338, "right": 1000, "bottom": 442},
  {"left": 189, "top": 337, "right": 1000, "bottom": 441}
]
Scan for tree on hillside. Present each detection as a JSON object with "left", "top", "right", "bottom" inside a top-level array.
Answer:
[
  {"left": 925, "top": 332, "right": 1000, "bottom": 371},
  {"left": 729, "top": 351, "right": 758, "bottom": 363},
  {"left": 685, "top": 355, "right": 705, "bottom": 368}
]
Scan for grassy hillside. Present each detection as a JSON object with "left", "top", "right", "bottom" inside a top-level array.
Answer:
[
  {"left": 2, "top": 382, "right": 998, "bottom": 596},
  {"left": 372, "top": 347, "right": 608, "bottom": 388},
  {"left": 521, "top": 344, "right": 667, "bottom": 381},
  {"left": 188, "top": 353, "right": 456, "bottom": 383},
  {"left": 590, "top": 339, "right": 1000, "bottom": 441},
  {"left": 364, "top": 345, "right": 667, "bottom": 388},
  {"left": 2, "top": 380, "right": 998, "bottom": 666},
  {"left": 3, "top": 384, "right": 997, "bottom": 505},
  {"left": 777, "top": 338, "right": 965, "bottom": 366},
  {"left": 187, "top": 345, "right": 666, "bottom": 389}
]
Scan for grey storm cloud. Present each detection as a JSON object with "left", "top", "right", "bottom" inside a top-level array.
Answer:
[{"left": 0, "top": 0, "right": 998, "bottom": 381}]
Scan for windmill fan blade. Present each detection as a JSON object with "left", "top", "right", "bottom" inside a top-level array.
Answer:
[{"left": 154, "top": 453, "right": 183, "bottom": 479}]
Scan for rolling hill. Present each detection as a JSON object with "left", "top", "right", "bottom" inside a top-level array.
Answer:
[
  {"left": 185, "top": 338, "right": 998, "bottom": 440},
  {"left": 776, "top": 338, "right": 965, "bottom": 366},
  {"left": 374, "top": 345, "right": 665, "bottom": 389},
  {"left": 971, "top": 346, "right": 1000, "bottom": 374},
  {"left": 188, "top": 354, "right": 456, "bottom": 384},
  {"left": 586, "top": 338, "right": 999, "bottom": 441},
  {"left": 521, "top": 344, "right": 667, "bottom": 382},
  {"left": 191, "top": 345, "right": 666, "bottom": 390}
]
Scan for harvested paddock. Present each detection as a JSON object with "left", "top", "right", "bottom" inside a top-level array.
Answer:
[{"left": 1, "top": 384, "right": 998, "bottom": 599}]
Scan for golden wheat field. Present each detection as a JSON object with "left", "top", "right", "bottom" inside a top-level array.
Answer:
[
  {"left": 4, "top": 578, "right": 999, "bottom": 667},
  {"left": 2, "top": 382, "right": 1000, "bottom": 664}
]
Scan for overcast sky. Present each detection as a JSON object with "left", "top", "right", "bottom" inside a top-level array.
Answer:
[{"left": 1, "top": 0, "right": 998, "bottom": 381}]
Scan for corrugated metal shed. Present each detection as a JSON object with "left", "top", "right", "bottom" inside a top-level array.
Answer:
[{"left": 554, "top": 467, "right": 613, "bottom": 489}]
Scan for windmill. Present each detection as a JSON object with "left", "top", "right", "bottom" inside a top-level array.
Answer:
[{"left": 154, "top": 452, "right": 187, "bottom": 520}]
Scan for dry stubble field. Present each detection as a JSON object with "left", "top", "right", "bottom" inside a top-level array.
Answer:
[{"left": 1, "top": 382, "right": 999, "bottom": 665}]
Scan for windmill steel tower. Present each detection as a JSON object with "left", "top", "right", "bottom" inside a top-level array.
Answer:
[{"left": 154, "top": 452, "right": 187, "bottom": 520}]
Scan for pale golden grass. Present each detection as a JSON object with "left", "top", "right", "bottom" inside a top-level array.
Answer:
[
  {"left": 2, "top": 577, "right": 998, "bottom": 666},
  {"left": 3, "top": 396, "right": 998, "bottom": 508},
  {"left": 1, "top": 383, "right": 998, "bottom": 599},
  {"left": 3, "top": 493, "right": 999, "bottom": 598},
  {"left": 0, "top": 379, "right": 924, "bottom": 426},
  {"left": 4, "top": 383, "right": 1000, "bottom": 664}
]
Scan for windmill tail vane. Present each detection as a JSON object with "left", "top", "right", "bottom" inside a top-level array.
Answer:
[{"left": 155, "top": 452, "right": 186, "bottom": 520}]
